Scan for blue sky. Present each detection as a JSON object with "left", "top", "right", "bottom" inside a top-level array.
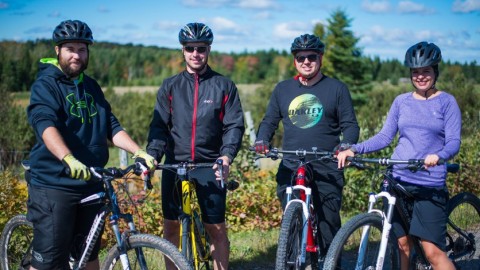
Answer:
[{"left": 0, "top": 0, "right": 479, "bottom": 63}]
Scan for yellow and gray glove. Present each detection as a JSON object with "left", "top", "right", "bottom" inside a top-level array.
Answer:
[
  {"left": 62, "top": 154, "right": 91, "bottom": 180},
  {"left": 132, "top": 149, "right": 156, "bottom": 170}
]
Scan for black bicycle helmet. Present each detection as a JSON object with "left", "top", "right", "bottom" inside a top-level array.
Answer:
[
  {"left": 404, "top": 41, "right": 441, "bottom": 68},
  {"left": 291, "top": 34, "right": 325, "bottom": 54},
  {"left": 53, "top": 20, "right": 94, "bottom": 45},
  {"left": 179, "top": 22, "right": 214, "bottom": 45}
]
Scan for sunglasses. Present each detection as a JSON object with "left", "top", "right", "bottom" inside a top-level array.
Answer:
[
  {"left": 295, "top": 54, "right": 319, "bottom": 63},
  {"left": 184, "top": 46, "right": 208, "bottom": 53}
]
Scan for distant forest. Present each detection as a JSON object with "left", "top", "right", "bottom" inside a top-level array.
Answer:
[{"left": 1, "top": 39, "right": 479, "bottom": 93}]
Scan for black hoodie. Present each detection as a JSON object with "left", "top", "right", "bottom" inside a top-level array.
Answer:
[{"left": 27, "top": 58, "right": 123, "bottom": 192}]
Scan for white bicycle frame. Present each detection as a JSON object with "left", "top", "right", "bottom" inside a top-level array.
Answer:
[
  {"left": 356, "top": 191, "right": 397, "bottom": 270},
  {"left": 284, "top": 185, "right": 312, "bottom": 265}
]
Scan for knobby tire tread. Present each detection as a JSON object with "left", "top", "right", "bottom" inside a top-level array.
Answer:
[
  {"left": 101, "top": 234, "right": 192, "bottom": 270},
  {"left": 323, "top": 212, "right": 400, "bottom": 270},
  {"left": 0, "top": 214, "right": 33, "bottom": 270}
]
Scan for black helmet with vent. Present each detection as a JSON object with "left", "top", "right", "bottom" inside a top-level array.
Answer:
[
  {"left": 53, "top": 20, "right": 94, "bottom": 45},
  {"left": 179, "top": 22, "right": 214, "bottom": 45},
  {"left": 291, "top": 34, "right": 325, "bottom": 54},
  {"left": 404, "top": 41, "right": 442, "bottom": 68}
]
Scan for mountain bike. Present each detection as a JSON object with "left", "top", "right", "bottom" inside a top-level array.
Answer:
[
  {"left": 155, "top": 159, "right": 237, "bottom": 270},
  {"left": 252, "top": 147, "right": 335, "bottom": 270},
  {"left": 0, "top": 161, "right": 192, "bottom": 270},
  {"left": 323, "top": 157, "right": 480, "bottom": 270}
]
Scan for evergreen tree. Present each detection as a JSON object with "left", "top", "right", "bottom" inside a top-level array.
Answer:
[{"left": 315, "top": 9, "right": 372, "bottom": 105}]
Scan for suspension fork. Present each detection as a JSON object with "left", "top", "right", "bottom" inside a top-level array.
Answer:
[{"left": 295, "top": 165, "right": 318, "bottom": 253}]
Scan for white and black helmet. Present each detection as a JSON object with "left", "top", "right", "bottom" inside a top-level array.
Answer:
[{"left": 178, "top": 22, "right": 214, "bottom": 45}]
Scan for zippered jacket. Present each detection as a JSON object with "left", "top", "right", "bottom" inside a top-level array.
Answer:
[
  {"left": 27, "top": 58, "right": 123, "bottom": 192},
  {"left": 147, "top": 66, "right": 245, "bottom": 163}
]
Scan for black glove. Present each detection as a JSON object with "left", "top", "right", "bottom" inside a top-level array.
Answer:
[
  {"left": 254, "top": 140, "right": 270, "bottom": 154},
  {"left": 333, "top": 143, "right": 352, "bottom": 155}
]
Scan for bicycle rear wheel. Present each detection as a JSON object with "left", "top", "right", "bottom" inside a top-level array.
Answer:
[
  {"left": 446, "top": 192, "right": 480, "bottom": 269},
  {"left": 101, "top": 234, "right": 192, "bottom": 270},
  {"left": 323, "top": 213, "right": 400, "bottom": 270},
  {"left": 0, "top": 214, "right": 33, "bottom": 270},
  {"left": 275, "top": 202, "right": 311, "bottom": 270}
]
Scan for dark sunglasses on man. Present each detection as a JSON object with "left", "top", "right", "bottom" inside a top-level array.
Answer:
[
  {"left": 184, "top": 46, "right": 208, "bottom": 53},
  {"left": 295, "top": 54, "right": 319, "bottom": 63}
]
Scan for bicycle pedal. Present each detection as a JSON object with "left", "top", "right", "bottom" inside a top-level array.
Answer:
[{"left": 226, "top": 180, "right": 239, "bottom": 191}]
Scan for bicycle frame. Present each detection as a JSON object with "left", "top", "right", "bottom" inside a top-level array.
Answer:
[
  {"left": 157, "top": 160, "right": 223, "bottom": 269},
  {"left": 73, "top": 164, "right": 150, "bottom": 270},
  {"left": 349, "top": 157, "right": 459, "bottom": 270},
  {"left": 254, "top": 147, "right": 334, "bottom": 267}
]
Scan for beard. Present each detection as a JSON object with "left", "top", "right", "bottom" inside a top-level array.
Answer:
[{"left": 58, "top": 52, "right": 89, "bottom": 78}]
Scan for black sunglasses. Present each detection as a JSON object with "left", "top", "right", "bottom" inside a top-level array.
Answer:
[
  {"left": 184, "top": 46, "right": 208, "bottom": 53},
  {"left": 295, "top": 54, "right": 319, "bottom": 63}
]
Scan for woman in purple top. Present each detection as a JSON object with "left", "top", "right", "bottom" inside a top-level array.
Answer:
[{"left": 337, "top": 42, "right": 461, "bottom": 270}]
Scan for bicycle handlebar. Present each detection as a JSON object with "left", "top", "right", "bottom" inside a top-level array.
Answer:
[
  {"left": 249, "top": 146, "right": 334, "bottom": 159},
  {"left": 90, "top": 162, "right": 153, "bottom": 190},
  {"left": 154, "top": 159, "right": 225, "bottom": 188},
  {"left": 346, "top": 156, "right": 459, "bottom": 173}
]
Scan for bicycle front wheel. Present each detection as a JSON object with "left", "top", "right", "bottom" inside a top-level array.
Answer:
[
  {"left": 101, "top": 234, "right": 192, "bottom": 270},
  {"left": 275, "top": 202, "right": 309, "bottom": 270},
  {"left": 0, "top": 214, "right": 33, "bottom": 270},
  {"left": 446, "top": 192, "right": 480, "bottom": 269},
  {"left": 323, "top": 213, "right": 400, "bottom": 270}
]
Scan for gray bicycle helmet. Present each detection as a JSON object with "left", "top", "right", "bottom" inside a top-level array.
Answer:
[
  {"left": 179, "top": 22, "right": 214, "bottom": 45},
  {"left": 291, "top": 34, "right": 325, "bottom": 54},
  {"left": 53, "top": 20, "right": 94, "bottom": 45},
  {"left": 404, "top": 41, "right": 441, "bottom": 68}
]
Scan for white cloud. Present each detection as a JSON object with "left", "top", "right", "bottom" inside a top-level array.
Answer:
[
  {"left": 209, "top": 17, "right": 238, "bottom": 32},
  {"left": 236, "top": 0, "right": 277, "bottom": 9},
  {"left": 254, "top": 11, "right": 271, "bottom": 20},
  {"left": 452, "top": 0, "right": 480, "bottom": 13},
  {"left": 273, "top": 22, "right": 310, "bottom": 39},
  {"left": 361, "top": 0, "right": 391, "bottom": 13},
  {"left": 48, "top": 11, "right": 60, "bottom": 18},
  {"left": 181, "top": 0, "right": 229, "bottom": 8},
  {"left": 397, "top": 1, "right": 435, "bottom": 14},
  {"left": 153, "top": 21, "right": 182, "bottom": 32}
]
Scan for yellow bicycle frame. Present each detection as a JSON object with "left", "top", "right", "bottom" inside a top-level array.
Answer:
[{"left": 179, "top": 179, "right": 208, "bottom": 269}]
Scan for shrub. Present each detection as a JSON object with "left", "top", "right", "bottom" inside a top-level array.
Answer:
[{"left": 0, "top": 170, "right": 28, "bottom": 231}]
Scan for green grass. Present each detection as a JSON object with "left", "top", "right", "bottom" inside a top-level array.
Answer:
[{"left": 229, "top": 229, "right": 278, "bottom": 269}]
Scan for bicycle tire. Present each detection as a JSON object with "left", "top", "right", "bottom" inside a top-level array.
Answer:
[
  {"left": 446, "top": 192, "right": 480, "bottom": 269},
  {"left": 275, "top": 202, "right": 311, "bottom": 270},
  {"left": 323, "top": 212, "right": 400, "bottom": 270},
  {"left": 101, "top": 234, "right": 192, "bottom": 270},
  {"left": 0, "top": 214, "right": 33, "bottom": 270}
]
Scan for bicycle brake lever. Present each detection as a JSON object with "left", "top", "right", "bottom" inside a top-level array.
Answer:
[{"left": 136, "top": 162, "right": 153, "bottom": 190}]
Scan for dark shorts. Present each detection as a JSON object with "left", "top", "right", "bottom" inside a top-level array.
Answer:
[
  {"left": 27, "top": 185, "right": 104, "bottom": 270},
  {"left": 161, "top": 166, "right": 227, "bottom": 224},
  {"left": 276, "top": 162, "right": 344, "bottom": 254},
  {"left": 391, "top": 181, "right": 449, "bottom": 251}
]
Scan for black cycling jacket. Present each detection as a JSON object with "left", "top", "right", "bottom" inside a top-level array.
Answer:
[{"left": 147, "top": 66, "right": 245, "bottom": 163}]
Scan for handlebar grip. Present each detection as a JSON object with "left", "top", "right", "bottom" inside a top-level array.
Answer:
[{"left": 216, "top": 159, "right": 224, "bottom": 189}]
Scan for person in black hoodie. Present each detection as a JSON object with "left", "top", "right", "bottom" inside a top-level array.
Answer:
[
  {"left": 26, "top": 20, "right": 155, "bottom": 270},
  {"left": 147, "top": 22, "right": 245, "bottom": 270},
  {"left": 254, "top": 34, "right": 360, "bottom": 259}
]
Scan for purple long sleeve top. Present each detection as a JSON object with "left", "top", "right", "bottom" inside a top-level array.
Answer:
[{"left": 353, "top": 92, "right": 461, "bottom": 186}]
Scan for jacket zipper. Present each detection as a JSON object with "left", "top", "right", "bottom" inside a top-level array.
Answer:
[{"left": 191, "top": 73, "right": 199, "bottom": 161}]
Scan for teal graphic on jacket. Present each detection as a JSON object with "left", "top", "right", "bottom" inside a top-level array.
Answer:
[{"left": 288, "top": 94, "right": 323, "bottom": 129}]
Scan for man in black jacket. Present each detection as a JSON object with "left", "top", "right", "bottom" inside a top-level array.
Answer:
[
  {"left": 27, "top": 20, "right": 155, "bottom": 270},
  {"left": 147, "top": 22, "right": 245, "bottom": 270},
  {"left": 255, "top": 34, "right": 360, "bottom": 258}
]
